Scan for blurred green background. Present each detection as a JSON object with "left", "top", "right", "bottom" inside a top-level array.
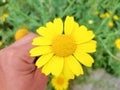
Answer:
[{"left": 1, "top": 0, "right": 120, "bottom": 90}]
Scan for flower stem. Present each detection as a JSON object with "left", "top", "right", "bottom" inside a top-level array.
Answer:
[{"left": 98, "top": 36, "right": 120, "bottom": 61}]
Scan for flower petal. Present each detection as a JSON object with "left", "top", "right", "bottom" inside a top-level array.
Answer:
[
  {"left": 63, "top": 60, "right": 75, "bottom": 79},
  {"left": 35, "top": 53, "right": 53, "bottom": 68},
  {"left": 32, "top": 37, "right": 52, "bottom": 45},
  {"left": 53, "top": 18, "right": 63, "bottom": 35},
  {"left": 36, "top": 26, "right": 47, "bottom": 36},
  {"left": 71, "top": 21, "right": 79, "bottom": 34},
  {"left": 74, "top": 52, "right": 94, "bottom": 67},
  {"left": 65, "top": 55, "right": 84, "bottom": 76},
  {"left": 30, "top": 46, "right": 51, "bottom": 56},
  {"left": 36, "top": 23, "right": 57, "bottom": 40},
  {"left": 41, "top": 59, "right": 54, "bottom": 75},
  {"left": 64, "top": 16, "right": 74, "bottom": 35},
  {"left": 42, "top": 56, "right": 64, "bottom": 76},
  {"left": 76, "top": 40, "right": 97, "bottom": 53},
  {"left": 72, "top": 25, "right": 95, "bottom": 44}
]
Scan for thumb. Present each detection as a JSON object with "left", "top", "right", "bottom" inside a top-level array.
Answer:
[{"left": 11, "top": 32, "right": 38, "bottom": 63}]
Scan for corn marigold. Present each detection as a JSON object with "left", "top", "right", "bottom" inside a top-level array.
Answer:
[
  {"left": 0, "top": 41, "right": 3, "bottom": 46},
  {"left": 30, "top": 16, "right": 96, "bottom": 79},
  {"left": 0, "top": 13, "right": 8, "bottom": 22},
  {"left": 15, "top": 27, "right": 29, "bottom": 40},
  {"left": 113, "top": 15, "right": 119, "bottom": 21},
  {"left": 108, "top": 21, "right": 114, "bottom": 28},
  {"left": 115, "top": 38, "right": 120, "bottom": 49},
  {"left": 52, "top": 75, "right": 69, "bottom": 90}
]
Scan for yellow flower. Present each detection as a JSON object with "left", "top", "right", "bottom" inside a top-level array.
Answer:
[
  {"left": 109, "top": 10, "right": 112, "bottom": 14},
  {"left": 52, "top": 75, "right": 69, "bottom": 90},
  {"left": 15, "top": 27, "right": 29, "bottom": 40},
  {"left": 113, "top": 15, "right": 119, "bottom": 21},
  {"left": 115, "top": 39, "right": 120, "bottom": 49},
  {"left": 0, "top": 13, "right": 8, "bottom": 22},
  {"left": 30, "top": 16, "right": 96, "bottom": 79},
  {"left": 0, "top": 41, "right": 3, "bottom": 46},
  {"left": 105, "top": 12, "right": 110, "bottom": 18},
  {"left": 108, "top": 21, "right": 114, "bottom": 27},
  {"left": 94, "top": 10, "right": 99, "bottom": 15},
  {"left": 99, "top": 14, "right": 106, "bottom": 18}
]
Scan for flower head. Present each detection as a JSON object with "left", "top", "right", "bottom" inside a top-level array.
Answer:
[
  {"left": 94, "top": 10, "right": 99, "bottom": 15},
  {"left": 105, "top": 12, "right": 110, "bottom": 18},
  {"left": 0, "top": 13, "right": 8, "bottom": 22},
  {"left": 30, "top": 16, "right": 96, "bottom": 79},
  {"left": 113, "top": 15, "right": 119, "bottom": 21},
  {"left": 115, "top": 38, "right": 120, "bottom": 49},
  {"left": 0, "top": 41, "right": 3, "bottom": 46},
  {"left": 108, "top": 21, "right": 114, "bottom": 28},
  {"left": 15, "top": 27, "right": 29, "bottom": 40},
  {"left": 52, "top": 75, "right": 69, "bottom": 90},
  {"left": 99, "top": 14, "right": 106, "bottom": 19}
]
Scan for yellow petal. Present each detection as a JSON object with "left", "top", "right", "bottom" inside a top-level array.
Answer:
[
  {"left": 35, "top": 53, "right": 53, "bottom": 68},
  {"left": 41, "top": 59, "right": 53, "bottom": 75},
  {"left": 74, "top": 52, "right": 94, "bottom": 67},
  {"left": 76, "top": 40, "right": 97, "bottom": 53},
  {"left": 36, "top": 26, "right": 47, "bottom": 36},
  {"left": 71, "top": 21, "right": 79, "bottom": 34},
  {"left": 30, "top": 46, "right": 51, "bottom": 56},
  {"left": 72, "top": 25, "right": 95, "bottom": 44},
  {"left": 36, "top": 25, "right": 56, "bottom": 40},
  {"left": 64, "top": 16, "right": 74, "bottom": 35},
  {"left": 65, "top": 55, "right": 84, "bottom": 76},
  {"left": 42, "top": 56, "right": 64, "bottom": 76},
  {"left": 53, "top": 18, "right": 63, "bottom": 35},
  {"left": 32, "top": 37, "right": 52, "bottom": 45},
  {"left": 51, "top": 56, "right": 64, "bottom": 76},
  {"left": 46, "top": 22, "right": 58, "bottom": 38},
  {"left": 63, "top": 60, "right": 75, "bottom": 79}
]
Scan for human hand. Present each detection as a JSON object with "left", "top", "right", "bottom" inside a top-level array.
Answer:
[{"left": 0, "top": 33, "right": 48, "bottom": 90}]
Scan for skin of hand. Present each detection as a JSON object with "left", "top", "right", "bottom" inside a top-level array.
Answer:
[{"left": 0, "top": 33, "right": 48, "bottom": 90}]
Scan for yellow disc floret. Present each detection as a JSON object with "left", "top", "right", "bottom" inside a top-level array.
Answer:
[{"left": 52, "top": 35, "right": 76, "bottom": 57}]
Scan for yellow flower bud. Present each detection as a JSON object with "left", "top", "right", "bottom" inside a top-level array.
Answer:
[{"left": 15, "top": 27, "right": 29, "bottom": 40}]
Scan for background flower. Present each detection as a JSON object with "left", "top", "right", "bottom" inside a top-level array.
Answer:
[
  {"left": 14, "top": 26, "right": 29, "bottom": 40},
  {"left": 52, "top": 75, "right": 69, "bottom": 90}
]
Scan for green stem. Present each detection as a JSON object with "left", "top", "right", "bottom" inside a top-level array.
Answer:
[
  {"left": 9, "top": 3, "right": 39, "bottom": 25},
  {"left": 61, "top": 0, "right": 75, "bottom": 18},
  {"left": 14, "top": 8, "right": 39, "bottom": 25},
  {"left": 98, "top": 36, "right": 120, "bottom": 61}
]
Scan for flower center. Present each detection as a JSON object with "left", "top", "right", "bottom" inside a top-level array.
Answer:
[
  {"left": 56, "top": 77, "right": 64, "bottom": 85},
  {"left": 52, "top": 35, "right": 76, "bottom": 57}
]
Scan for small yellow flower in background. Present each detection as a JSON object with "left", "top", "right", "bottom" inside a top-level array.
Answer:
[
  {"left": 113, "top": 15, "right": 119, "bottom": 21},
  {"left": 0, "top": 13, "right": 8, "bottom": 22},
  {"left": 108, "top": 21, "right": 114, "bottom": 28},
  {"left": 99, "top": 14, "right": 106, "bottom": 18},
  {"left": 0, "top": 41, "right": 3, "bottom": 46},
  {"left": 15, "top": 26, "right": 29, "bottom": 40},
  {"left": 109, "top": 10, "right": 112, "bottom": 14},
  {"left": 115, "top": 38, "right": 120, "bottom": 49},
  {"left": 94, "top": 10, "right": 99, "bottom": 15},
  {"left": 52, "top": 75, "right": 69, "bottom": 90},
  {"left": 105, "top": 12, "right": 110, "bottom": 18},
  {"left": 30, "top": 16, "right": 96, "bottom": 79}
]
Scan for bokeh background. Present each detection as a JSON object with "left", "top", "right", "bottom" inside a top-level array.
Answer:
[{"left": 1, "top": 0, "right": 120, "bottom": 90}]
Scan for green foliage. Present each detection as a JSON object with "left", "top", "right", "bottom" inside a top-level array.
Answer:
[{"left": 1, "top": 0, "right": 120, "bottom": 89}]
